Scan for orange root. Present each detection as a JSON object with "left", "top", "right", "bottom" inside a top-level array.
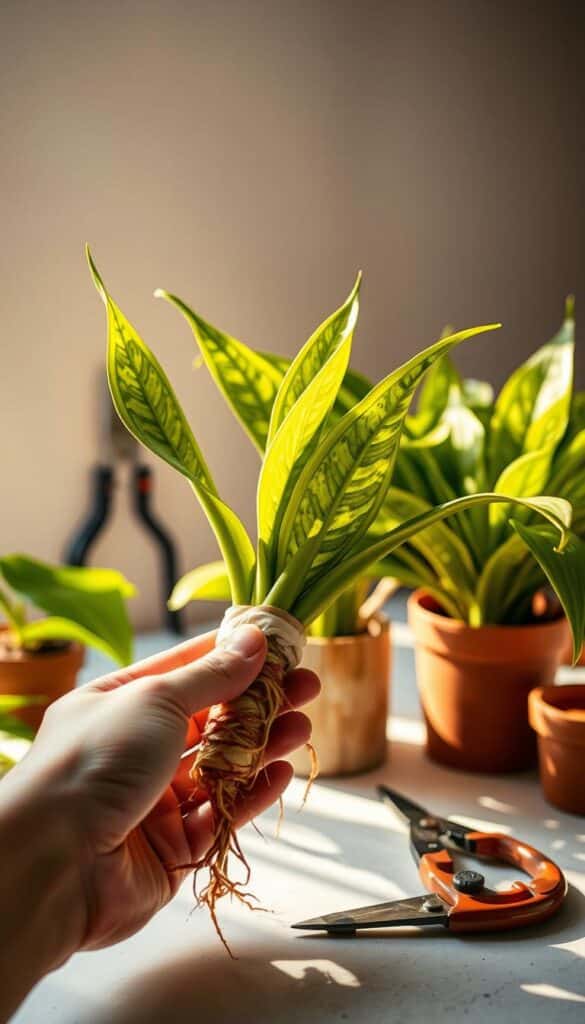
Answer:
[
  {"left": 171, "top": 631, "right": 319, "bottom": 953},
  {"left": 189, "top": 638, "right": 286, "bottom": 949}
]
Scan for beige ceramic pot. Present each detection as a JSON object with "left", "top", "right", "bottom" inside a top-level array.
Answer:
[
  {"left": 290, "top": 614, "right": 391, "bottom": 777},
  {"left": 408, "top": 590, "right": 570, "bottom": 773},
  {"left": 0, "top": 628, "right": 84, "bottom": 731}
]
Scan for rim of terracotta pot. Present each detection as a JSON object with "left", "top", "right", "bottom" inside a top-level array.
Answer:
[
  {"left": 408, "top": 589, "right": 569, "bottom": 663},
  {"left": 529, "top": 685, "right": 585, "bottom": 747},
  {"left": 0, "top": 625, "right": 84, "bottom": 665},
  {"left": 306, "top": 612, "right": 389, "bottom": 647}
]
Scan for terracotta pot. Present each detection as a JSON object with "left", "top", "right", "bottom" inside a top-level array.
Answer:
[
  {"left": 0, "top": 628, "right": 84, "bottom": 731},
  {"left": 408, "top": 590, "right": 570, "bottom": 773},
  {"left": 529, "top": 685, "right": 585, "bottom": 814},
  {"left": 290, "top": 615, "right": 391, "bottom": 777}
]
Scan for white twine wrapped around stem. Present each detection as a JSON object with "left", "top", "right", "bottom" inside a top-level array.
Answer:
[{"left": 216, "top": 604, "right": 306, "bottom": 671}]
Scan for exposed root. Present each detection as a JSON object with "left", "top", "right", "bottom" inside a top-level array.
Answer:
[
  {"left": 168, "top": 613, "right": 319, "bottom": 954},
  {"left": 182, "top": 637, "right": 286, "bottom": 950},
  {"left": 300, "top": 741, "right": 319, "bottom": 808}
]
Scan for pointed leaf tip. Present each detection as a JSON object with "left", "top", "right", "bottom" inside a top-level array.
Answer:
[{"left": 86, "top": 245, "right": 107, "bottom": 303}]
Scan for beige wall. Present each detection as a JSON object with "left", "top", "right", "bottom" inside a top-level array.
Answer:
[{"left": 1, "top": 0, "right": 583, "bottom": 629}]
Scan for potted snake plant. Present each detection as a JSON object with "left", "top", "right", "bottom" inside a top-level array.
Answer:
[
  {"left": 378, "top": 300, "right": 585, "bottom": 772},
  {"left": 89, "top": 248, "right": 584, "bottom": 940},
  {"left": 0, "top": 554, "right": 134, "bottom": 730}
]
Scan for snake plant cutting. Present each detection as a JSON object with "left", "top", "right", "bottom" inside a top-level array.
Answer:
[
  {"left": 88, "top": 248, "right": 584, "bottom": 937},
  {"left": 0, "top": 555, "right": 134, "bottom": 664}
]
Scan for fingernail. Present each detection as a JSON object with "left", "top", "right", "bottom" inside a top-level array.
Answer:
[{"left": 220, "top": 624, "right": 265, "bottom": 659}]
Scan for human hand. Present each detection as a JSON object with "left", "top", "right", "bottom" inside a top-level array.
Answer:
[{"left": 1, "top": 626, "right": 318, "bottom": 974}]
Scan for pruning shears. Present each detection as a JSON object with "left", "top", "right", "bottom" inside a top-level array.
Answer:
[{"left": 292, "top": 785, "right": 566, "bottom": 936}]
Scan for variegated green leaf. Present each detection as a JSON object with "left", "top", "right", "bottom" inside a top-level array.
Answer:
[
  {"left": 256, "top": 278, "right": 361, "bottom": 582},
  {"left": 266, "top": 274, "right": 361, "bottom": 444},
  {"left": 277, "top": 324, "right": 501, "bottom": 592},
  {"left": 293, "top": 492, "right": 573, "bottom": 623},
  {"left": 88, "top": 250, "right": 215, "bottom": 489},
  {"left": 156, "top": 290, "right": 284, "bottom": 453},
  {"left": 168, "top": 561, "right": 231, "bottom": 610},
  {"left": 488, "top": 308, "right": 574, "bottom": 479},
  {"left": 88, "top": 248, "right": 255, "bottom": 602}
]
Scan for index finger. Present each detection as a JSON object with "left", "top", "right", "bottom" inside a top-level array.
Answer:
[{"left": 86, "top": 630, "right": 217, "bottom": 693}]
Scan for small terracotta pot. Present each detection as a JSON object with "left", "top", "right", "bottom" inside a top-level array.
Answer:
[
  {"left": 408, "top": 590, "right": 570, "bottom": 773},
  {"left": 0, "top": 629, "right": 84, "bottom": 731},
  {"left": 529, "top": 685, "right": 585, "bottom": 814},
  {"left": 290, "top": 615, "right": 391, "bottom": 777}
]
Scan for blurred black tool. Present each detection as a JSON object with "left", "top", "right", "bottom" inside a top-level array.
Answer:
[{"left": 65, "top": 381, "right": 182, "bottom": 634}]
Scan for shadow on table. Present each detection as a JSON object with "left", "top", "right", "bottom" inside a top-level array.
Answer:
[{"left": 92, "top": 878, "right": 585, "bottom": 1024}]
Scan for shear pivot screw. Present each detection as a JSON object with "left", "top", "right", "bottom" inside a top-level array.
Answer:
[{"left": 453, "top": 870, "right": 485, "bottom": 894}]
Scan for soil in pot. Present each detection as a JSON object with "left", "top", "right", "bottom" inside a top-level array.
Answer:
[
  {"left": 290, "top": 615, "right": 391, "bottom": 777},
  {"left": 529, "top": 685, "right": 585, "bottom": 815},
  {"left": 408, "top": 590, "right": 570, "bottom": 774},
  {"left": 0, "top": 629, "right": 84, "bottom": 731}
]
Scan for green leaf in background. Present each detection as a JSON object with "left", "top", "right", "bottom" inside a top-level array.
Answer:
[
  {"left": 490, "top": 448, "right": 554, "bottom": 534},
  {"left": 442, "top": 400, "right": 487, "bottom": 492},
  {"left": 337, "top": 366, "right": 372, "bottom": 409},
  {"left": 156, "top": 290, "right": 284, "bottom": 453},
  {"left": 256, "top": 277, "right": 361, "bottom": 582},
  {"left": 0, "top": 556, "right": 134, "bottom": 664},
  {"left": 474, "top": 531, "right": 539, "bottom": 626},
  {"left": 168, "top": 561, "right": 231, "bottom": 610},
  {"left": 370, "top": 487, "right": 479, "bottom": 619},
  {"left": 488, "top": 307, "right": 574, "bottom": 480},
  {"left": 88, "top": 248, "right": 255, "bottom": 603},
  {"left": 511, "top": 520, "right": 585, "bottom": 663},
  {"left": 294, "top": 492, "right": 573, "bottom": 623},
  {"left": 547, "top": 428, "right": 585, "bottom": 502},
  {"left": 277, "top": 324, "right": 501, "bottom": 597},
  {"left": 406, "top": 350, "right": 460, "bottom": 438},
  {"left": 462, "top": 377, "right": 494, "bottom": 424},
  {"left": 0, "top": 695, "right": 41, "bottom": 740}
]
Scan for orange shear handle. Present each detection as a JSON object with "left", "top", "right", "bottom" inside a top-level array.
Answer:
[{"left": 420, "top": 832, "right": 566, "bottom": 933}]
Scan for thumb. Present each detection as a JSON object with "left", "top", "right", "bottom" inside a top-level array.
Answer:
[{"left": 151, "top": 624, "right": 267, "bottom": 717}]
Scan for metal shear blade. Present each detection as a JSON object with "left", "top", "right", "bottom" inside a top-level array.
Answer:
[{"left": 292, "top": 894, "right": 449, "bottom": 933}]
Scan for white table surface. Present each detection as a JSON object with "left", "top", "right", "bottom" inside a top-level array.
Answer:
[{"left": 12, "top": 596, "right": 585, "bottom": 1024}]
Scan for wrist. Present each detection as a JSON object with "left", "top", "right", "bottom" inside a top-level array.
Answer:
[{"left": 0, "top": 761, "right": 88, "bottom": 1014}]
